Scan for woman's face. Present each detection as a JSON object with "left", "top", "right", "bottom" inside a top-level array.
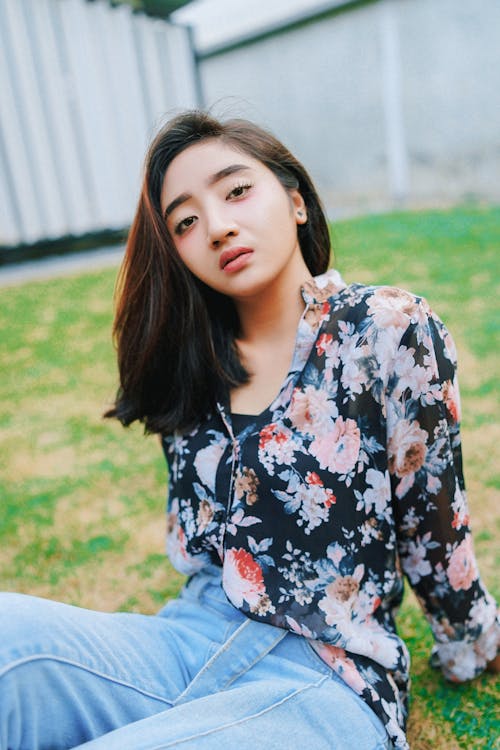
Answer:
[{"left": 160, "top": 139, "right": 308, "bottom": 301}]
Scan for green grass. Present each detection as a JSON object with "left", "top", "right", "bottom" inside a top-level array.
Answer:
[{"left": 1, "top": 206, "right": 499, "bottom": 748}]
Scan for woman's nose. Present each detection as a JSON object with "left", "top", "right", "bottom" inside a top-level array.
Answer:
[{"left": 207, "top": 211, "right": 238, "bottom": 248}]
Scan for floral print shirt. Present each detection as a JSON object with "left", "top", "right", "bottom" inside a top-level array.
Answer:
[{"left": 162, "top": 269, "right": 499, "bottom": 750}]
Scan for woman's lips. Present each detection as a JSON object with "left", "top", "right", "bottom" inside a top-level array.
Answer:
[{"left": 219, "top": 247, "right": 254, "bottom": 273}]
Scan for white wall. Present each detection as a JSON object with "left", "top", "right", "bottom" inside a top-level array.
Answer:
[
  {"left": 190, "top": 0, "right": 500, "bottom": 216},
  {"left": 0, "top": 0, "right": 199, "bottom": 248}
]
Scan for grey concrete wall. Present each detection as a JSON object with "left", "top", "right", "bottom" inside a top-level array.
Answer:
[{"left": 197, "top": 0, "right": 500, "bottom": 216}]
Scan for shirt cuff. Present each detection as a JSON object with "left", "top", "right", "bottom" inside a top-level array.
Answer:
[{"left": 430, "top": 614, "right": 500, "bottom": 682}]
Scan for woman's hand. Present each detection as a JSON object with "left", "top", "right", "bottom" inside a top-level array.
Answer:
[{"left": 486, "top": 652, "right": 500, "bottom": 674}]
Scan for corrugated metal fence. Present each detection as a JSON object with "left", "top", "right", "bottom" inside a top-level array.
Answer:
[{"left": 0, "top": 0, "right": 199, "bottom": 249}]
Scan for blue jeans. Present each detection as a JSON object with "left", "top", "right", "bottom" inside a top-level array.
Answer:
[{"left": 0, "top": 566, "right": 392, "bottom": 749}]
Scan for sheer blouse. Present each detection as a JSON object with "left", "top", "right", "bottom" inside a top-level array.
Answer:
[{"left": 161, "top": 269, "right": 499, "bottom": 749}]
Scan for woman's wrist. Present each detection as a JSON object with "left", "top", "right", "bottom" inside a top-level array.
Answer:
[{"left": 486, "top": 652, "right": 500, "bottom": 674}]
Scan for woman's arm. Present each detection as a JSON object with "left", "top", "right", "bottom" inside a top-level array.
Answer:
[{"left": 386, "top": 301, "right": 499, "bottom": 681}]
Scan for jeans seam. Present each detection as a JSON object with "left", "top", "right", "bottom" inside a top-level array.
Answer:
[
  {"left": 0, "top": 654, "right": 175, "bottom": 706},
  {"left": 173, "top": 620, "right": 252, "bottom": 706},
  {"left": 205, "top": 618, "right": 240, "bottom": 662},
  {"left": 299, "top": 641, "right": 391, "bottom": 747},
  {"left": 150, "top": 674, "right": 330, "bottom": 749},
  {"left": 222, "top": 629, "right": 287, "bottom": 690}
]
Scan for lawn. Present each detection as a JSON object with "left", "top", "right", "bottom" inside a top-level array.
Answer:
[{"left": 1, "top": 206, "right": 499, "bottom": 748}]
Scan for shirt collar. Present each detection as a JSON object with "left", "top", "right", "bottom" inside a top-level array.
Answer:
[{"left": 300, "top": 268, "right": 346, "bottom": 305}]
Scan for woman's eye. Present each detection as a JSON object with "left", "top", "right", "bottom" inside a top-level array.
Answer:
[
  {"left": 227, "top": 183, "right": 253, "bottom": 200},
  {"left": 175, "top": 215, "right": 196, "bottom": 235}
]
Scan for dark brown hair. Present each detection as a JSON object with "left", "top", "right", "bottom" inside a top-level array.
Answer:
[{"left": 106, "top": 110, "right": 331, "bottom": 434}]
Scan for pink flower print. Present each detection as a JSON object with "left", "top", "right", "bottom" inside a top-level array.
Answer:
[
  {"left": 309, "top": 417, "right": 360, "bottom": 474},
  {"left": 328, "top": 574, "right": 361, "bottom": 603},
  {"left": 196, "top": 499, "right": 214, "bottom": 533},
  {"left": 234, "top": 466, "right": 260, "bottom": 505},
  {"left": 310, "top": 641, "right": 367, "bottom": 695},
  {"left": 223, "top": 548, "right": 275, "bottom": 614},
  {"left": 177, "top": 526, "right": 188, "bottom": 559},
  {"left": 288, "top": 385, "right": 338, "bottom": 435},
  {"left": 305, "top": 470, "right": 322, "bottom": 485},
  {"left": 302, "top": 274, "right": 342, "bottom": 304},
  {"left": 447, "top": 536, "right": 479, "bottom": 592},
  {"left": 367, "top": 287, "right": 419, "bottom": 329},
  {"left": 387, "top": 419, "right": 428, "bottom": 478},
  {"left": 304, "top": 301, "right": 331, "bottom": 330},
  {"left": 259, "top": 423, "right": 287, "bottom": 450},
  {"left": 166, "top": 501, "right": 188, "bottom": 563},
  {"left": 442, "top": 379, "right": 461, "bottom": 422}
]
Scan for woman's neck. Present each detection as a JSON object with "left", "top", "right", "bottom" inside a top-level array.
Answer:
[{"left": 234, "top": 258, "right": 311, "bottom": 347}]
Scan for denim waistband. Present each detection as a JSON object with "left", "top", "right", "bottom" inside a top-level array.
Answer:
[
  {"left": 181, "top": 565, "right": 245, "bottom": 623},
  {"left": 174, "top": 566, "right": 289, "bottom": 705},
  {"left": 184, "top": 564, "right": 224, "bottom": 597}
]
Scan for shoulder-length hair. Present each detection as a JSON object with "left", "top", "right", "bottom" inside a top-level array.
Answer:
[{"left": 105, "top": 110, "right": 332, "bottom": 434}]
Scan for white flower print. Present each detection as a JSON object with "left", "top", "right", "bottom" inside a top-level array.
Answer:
[
  {"left": 338, "top": 326, "right": 367, "bottom": 396},
  {"left": 359, "top": 518, "right": 383, "bottom": 547},
  {"left": 309, "top": 416, "right": 361, "bottom": 475},
  {"left": 319, "top": 578, "right": 401, "bottom": 669},
  {"left": 468, "top": 593, "right": 498, "bottom": 630},
  {"left": 273, "top": 471, "right": 336, "bottom": 535},
  {"left": 315, "top": 332, "right": 341, "bottom": 374},
  {"left": 288, "top": 384, "right": 338, "bottom": 435},
  {"left": 357, "top": 468, "right": 391, "bottom": 517},
  {"left": 392, "top": 345, "right": 432, "bottom": 401},
  {"left": 327, "top": 541, "right": 346, "bottom": 566},
  {"left": 165, "top": 433, "right": 189, "bottom": 482},
  {"left": 450, "top": 482, "right": 469, "bottom": 531},
  {"left": 258, "top": 422, "right": 296, "bottom": 475},
  {"left": 166, "top": 499, "right": 208, "bottom": 575},
  {"left": 193, "top": 433, "right": 228, "bottom": 492},
  {"left": 401, "top": 535, "right": 434, "bottom": 584},
  {"left": 381, "top": 698, "right": 409, "bottom": 750}
]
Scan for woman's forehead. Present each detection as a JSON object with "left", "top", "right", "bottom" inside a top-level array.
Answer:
[{"left": 161, "top": 139, "right": 263, "bottom": 205}]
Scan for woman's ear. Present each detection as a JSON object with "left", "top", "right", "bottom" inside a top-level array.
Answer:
[{"left": 290, "top": 189, "right": 308, "bottom": 224}]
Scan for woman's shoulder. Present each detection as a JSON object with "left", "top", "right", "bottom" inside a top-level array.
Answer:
[{"left": 303, "top": 269, "right": 436, "bottom": 328}]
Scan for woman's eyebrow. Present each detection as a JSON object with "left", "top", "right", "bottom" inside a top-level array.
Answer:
[
  {"left": 164, "top": 164, "right": 251, "bottom": 219},
  {"left": 164, "top": 193, "right": 191, "bottom": 219},
  {"left": 208, "top": 164, "right": 251, "bottom": 185}
]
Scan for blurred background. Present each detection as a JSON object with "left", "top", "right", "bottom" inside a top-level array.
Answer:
[{"left": 1, "top": 0, "right": 499, "bottom": 260}]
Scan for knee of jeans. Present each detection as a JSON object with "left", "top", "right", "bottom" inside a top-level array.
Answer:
[{"left": 0, "top": 592, "right": 65, "bottom": 663}]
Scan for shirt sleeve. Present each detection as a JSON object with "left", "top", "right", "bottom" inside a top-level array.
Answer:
[{"left": 385, "top": 299, "right": 499, "bottom": 682}]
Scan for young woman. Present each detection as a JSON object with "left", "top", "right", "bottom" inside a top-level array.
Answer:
[{"left": 0, "top": 111, "right": 498, "bottom": 750}]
